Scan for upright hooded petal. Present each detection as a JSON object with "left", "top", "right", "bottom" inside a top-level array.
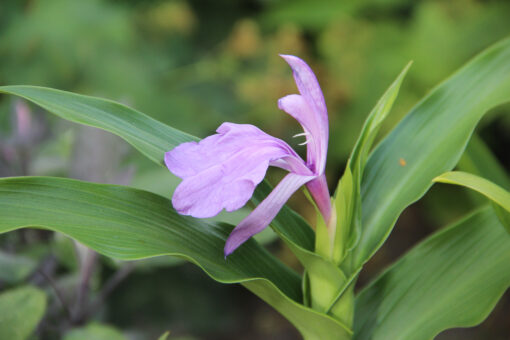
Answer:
[
  {"left": 278, "top": 55, "right": 329, "bottom": 175},
  {"left": 224, "top": 172, "right": 315, "bottom": 256},
  {"left": 165, "top": 123, "right": 309, "bottom": 218}
]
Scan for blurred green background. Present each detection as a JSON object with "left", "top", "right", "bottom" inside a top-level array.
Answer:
[{"left": 0, "top": 0, "right": 509, "bottom": 339}]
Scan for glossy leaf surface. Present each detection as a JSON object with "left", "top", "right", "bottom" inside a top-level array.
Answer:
[
  {"left": 434, "top": 171, "right": 510, "bottom": 232},
  {"left": 353, "top": 37, "right": 510, "bottom": 269},
  {"left": 0, "top": 85, "right": 320, "bottom": 271},
  {"left": 333, "top": 62, "right": 411, "bottom": 264},
  {"left": 355, "top": 207, "right": 510, "bottom": 340},
  {"left": 0, "top": 176, "right": 350, "bottom": 339},
  {"left": 0, "top": 84, "right": 350, "bottom": 327},
  {"left": 434, "top": 171, "right": 510, "bottom": 213},
  {"left": 459, "top": 134, "right": 510, "bottom": 190}
]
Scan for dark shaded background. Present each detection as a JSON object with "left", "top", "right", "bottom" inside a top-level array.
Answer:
[{"left": 0, "top": 0, "right": 509, "bottom": 339}]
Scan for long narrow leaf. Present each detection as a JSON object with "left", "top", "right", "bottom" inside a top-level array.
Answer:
[
  {"left": 354, "top": 206, "right": 510, "bottom": 340},
  {"left": 434, "top": 171, "right": 510, "bottom": 213},
  {"left": 324, "top": 64, "right": 411, "bottom": 321},
  {"left": 456, "top": 135, "right": 510, "bottom": 232},
  {"left": 0, "top": 86, "right": 321, "bottom": 272},
  {"left": 0, "top": 177, "right": 351, "bottom": 339},
  {"left": 0, "top": 76, "right": 349, "bottom": 335},
  {"left": 352, "top": 37, "right": 510, "bottom": 269},
  {"left": 333, "top": 62, "right": 411, "bottom": 264},
  {"left": 434, "top": 171, "right": 510, "bottom": 232},
  {"left": 458, "top": 134, "right": 510, "bottom": 190}
]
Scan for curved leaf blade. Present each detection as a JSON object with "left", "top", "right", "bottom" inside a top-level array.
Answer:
[
  {"left": 349, "top": 61, "right": 412, "bottom": 174},
  {"left": 64, "top": 323, "right": 127, "bottom": 340},
  {"left": 434, "top": 171, "right": 510, "bottom": 213},
  {"left": 458, "top": 134, "right": 510, "bottom": 190},
  {"left": 0, "top": 85, "right": 196, "bottom": 166},
  {"left": 0, "top": 176, "right": 351, "bottom": 339},
  {"left": 0, "top": 286, "right": 47, "bottom": 340},
  {"left": 0, "top": 85, "right": 319, "bottom": 270},
  {"left": 0, "top": 85, "right": 344, "bottom": 314},
  {"left": 353, "top": 37, "right": 510, "bottom": 268},
  {"left": 434, "top": 171, "right": 510, "bottom": 232},
  {"left": 0, "top": 78, "right": 347, "bottom": 334},
  {"left": 457, "top": 135, "right": 510, "bottom": 232},
  {"left": 333, "top": 62, "right": 411, "bottom": 264},
  {"left": 354, "top": 206, "right": 510, "bottom": 340}
]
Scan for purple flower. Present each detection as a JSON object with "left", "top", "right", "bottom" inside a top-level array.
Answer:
[{"left": 165, "top": 55, "right": 332, "bottom": 256}]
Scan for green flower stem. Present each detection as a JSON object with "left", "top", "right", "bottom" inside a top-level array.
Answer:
[{"left": 307, "top": 192, "right": 355, "bottom": 331}]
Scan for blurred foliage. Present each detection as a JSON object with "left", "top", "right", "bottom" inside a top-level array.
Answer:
[
  {"left": 0, "top": 0, "right": 509, "bottom": 339},
  {"left": 63, "top": 323, "right": 127, "bottom": 340},
  {"left": 2, "top": 0, "right": 510, "bottom": 166},
  {"left": 0, "top": 252, "right": 37, "bottom": 285},
  {"left": 0, "top": 286, "right": 46, "bottom": 340}
]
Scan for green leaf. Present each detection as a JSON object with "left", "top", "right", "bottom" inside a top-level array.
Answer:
[
  {"left": 0, "top": 85, "right": 320, "bottom": 274},
  {"left": 354, "top": 206, "right": 510, "bottom": 340},
  {"left": 352, "top": 37, "right": 510, "bottom": 270},
  {"left": 0, "top": 85, "right": 196, "bottom": 166},
  {"left": 333, "top": 62, "right": 411, "bottom": 265},
  {"left": 0, "top": 85, "right": 347, "bottom": 325},
  {"left": 332, "top": 164, "right": 354, "bottom": 262},
  {"left": 458, "top": 134, "right": 510, "bottom": 190},
  {"left": 158, "top": 331, "right": 170, "bottom": 340},
  {"left": 434, "top": 171, "right": 510, "bottom": 212},
  {"left": 456, "top": 136, "right": 510, "bottom": 232},
  {"left": 64, "top": 323, "right": 127, "bottom": 340},
  {"left": 0, "top": 176, "right": 351, "bottom": 339},
  {"left": 300, "top": 188, "right": 350, "bottom": 317},
  {"left": 434, "top": 171, "right": 510, "bottom": 232},
  {"left": 0, "top": 286, "right": 47, "bottom": 340},
  {"left": 349, "top": 62, "right": 412, "bottom": 176},
  {"left": 0, "top": 70, "right": 346, "bottom": 335},
  {"left": 0, "top": 252, "right": 37, "bottom": 284},
  {"left": 493, "top": 204, "right": 510, "bottom": 233},
  {"left": 318, "top": 63, "right": 410, "bottom": 325}
]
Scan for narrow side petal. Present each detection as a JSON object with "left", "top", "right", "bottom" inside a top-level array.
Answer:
[{"left": 224, "top": 173, "right": 315, "bottom": 257}]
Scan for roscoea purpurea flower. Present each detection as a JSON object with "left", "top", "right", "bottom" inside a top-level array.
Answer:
[{"left": 165, "top": 55, "right": 332, "bottom": 257}]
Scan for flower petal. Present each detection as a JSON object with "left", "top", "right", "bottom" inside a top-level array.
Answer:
[
  {"left": 166, "top": 123, "right": 308, "bottom": 218},
  {"left": 306, "top": 174, "right": 332, "bottom": 224},
  {"left": 224, "top": 173, "right": 315, "bottom": 256},
  {"left": 278, "top": 94, "right": 326, "bottom": 175},
  {"left": 279, "top": 55, "right": 328, "bottom": 123},
  {"left": 279, "top": 55, "right": 329, "bottom": 174}
]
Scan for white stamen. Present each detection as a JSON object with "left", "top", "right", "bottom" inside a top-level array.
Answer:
[
  {"left": 293, "top": 132, "right": 309, "bottom": 138},
  {"left": 298, "top": 140, "right": 309, "bottom": 146}
]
